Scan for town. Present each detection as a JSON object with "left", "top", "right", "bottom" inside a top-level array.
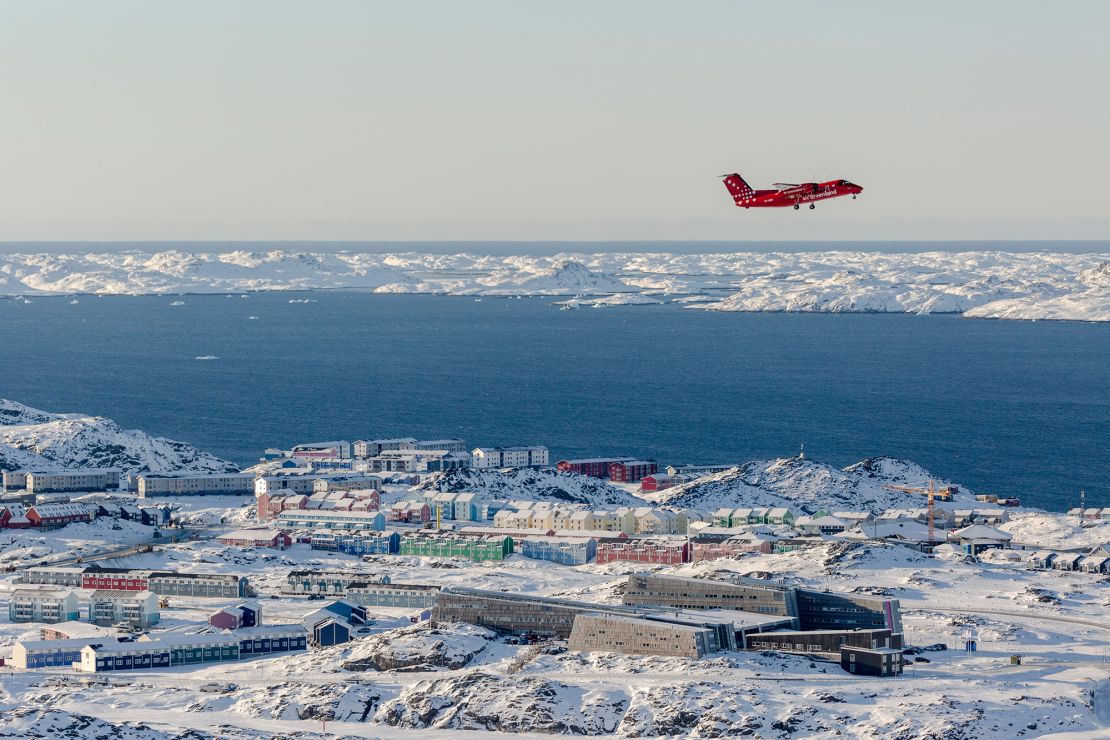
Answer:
[{"left": 0, "top": 434, "right": 1106, "bottom": 735}]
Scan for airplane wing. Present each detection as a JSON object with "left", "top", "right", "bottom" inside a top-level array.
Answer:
[{"left": 772, "top": 183, "right": 800, "bottom": 191}]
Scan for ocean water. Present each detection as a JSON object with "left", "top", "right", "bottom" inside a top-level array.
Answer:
[{"left": 1, "top": 292, "right": 1107, "bottom": 512}]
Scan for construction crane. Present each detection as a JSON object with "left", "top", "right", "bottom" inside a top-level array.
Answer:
[{"left": 882, "top": 481, "right": 953, "bottom": 543}]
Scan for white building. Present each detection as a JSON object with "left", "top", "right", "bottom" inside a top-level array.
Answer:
[
  {"left": 88, "top": 590, "right": 160, "bottom": 628},
  {"left": 471, "top": 446, "right": 549, "bottom": 469},
  {"left": 405, "top": 439, "right": 468, "bottom": 453},
  {"left": 137, "top": 473, "right": 256, "bottom": 498},
  {"left": 255, "top": 475, "right": 320, "bottom": 497},
  {"left": 354, "top": 438, "right": 417, "bottom": 458},
  {"left": 8, "top": 589, "right": 80, "bottom": 623},
  {"left": 365, "top": 450, "right": 470, "bottom": 473},
  {"left": 26, "top": 469, "right": 120, "bottom": 494},
  {"left": 289, "top": 441, "right": 353, "bottom": 460}
]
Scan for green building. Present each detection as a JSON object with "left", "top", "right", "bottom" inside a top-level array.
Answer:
[{"left": 399, "top": 534, "right": 514, "bottom": 561}]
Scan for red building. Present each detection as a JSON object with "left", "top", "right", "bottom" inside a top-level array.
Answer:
[
  {"left": 25, "top": 504, "right": 95, "bottom": 529},
  {"left": 82, "top": 571, "right": 149, "bottom": 591},
  {"left": 595, "top": 538, "right": 688, "bottom": 565},
  {"left": 608, "top": 460, "right": 658, "bottom": 483},
  {"left": 691, "top": 536, "right": 774, "bottom": 562},
  {"left": 556, "top": 457, "right": 636, "bottom": 479},
  {"left": 639, "top": 474, "right": 674, "bottom": 493},
  {"left": 389, "top": 501, "right": 431, "bottom": 524},
  {"left": 217, "top": 529, "right": 292, "bottom": 549},
  {"left": 256, "top": 493, "right": 308, "bottom": 521},
  {"left": 0, "top": 506, "right": 31, "bottom": 529}
]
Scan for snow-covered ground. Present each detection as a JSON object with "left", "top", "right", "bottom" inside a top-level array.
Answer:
[
  {"left": 0, "top": 399, "right": 237, "bottom": 474},
  {"left": 3, "top": 249, "right": 1109, "bottom": 321},
  {"left": 0, "top": 494, "right": 1106, "bottom": 739}
]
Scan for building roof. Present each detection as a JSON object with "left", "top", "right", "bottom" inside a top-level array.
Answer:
[
  {"left": 17, "top": 637, "right": 111, "bottom": 652},
  {"left": 137, "top": 632, "right": 240, "bottom": 646},
  {"left": 28, "top": 468, "right": 120, "bottom": 477},
  {"left": 952, "top": 524, "right": 1013, "bottom": 541},
  {"left": 229, "top": 623, "right": 307, "bottom": 637},
  {"left": 139, "top": 472, "right": 255, "bottom": 480},
  {"left": 9, "top": 588, "right": 74, "bottom": 601},
  {"left": 28, "top": 503, "right": 95, "bottom": 518},
  {"left": 41, "top": 621, "right": 117, "bottom": 639},
  {"left": 558, "top": 457, "right": 636, "bottom": 464},
  {"left": 218, "top": 528, "right": 282, "bottom": 542},
  {"left": 89, "top": 589, "right": 156, "bottom": 601}
]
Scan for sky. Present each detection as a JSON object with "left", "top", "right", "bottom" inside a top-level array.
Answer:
[{"left": 2, "top": 1, "right": 1109, "bottom": 243}]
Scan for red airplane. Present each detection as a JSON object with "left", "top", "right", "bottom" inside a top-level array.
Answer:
[{"left": 722, "top": 172, "right": 863, "bottom": 210}]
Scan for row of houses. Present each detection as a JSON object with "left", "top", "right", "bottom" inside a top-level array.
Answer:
[
  {"left": 8, "top": 588, "right": 159, "bottom": 627},
  {"left": 1066, "top": 508, "right": 1110, "bottom": 520},
  {"left": 13, "top": 624, "right": 309, "bottom": 673},
  {"left": 1027, "top": 544, "right": 1110, "bottom": 573},
  {"left": 2, "top": 469, "right": 121, "bottom": 495},
  {"left": 492, "top": 504, "right": 705, "bottom": 535},
  {"left": 555, "top": 458, "right": 659, "bottom": 482},
  {"left": 20, "top": 566, "right": 250, "bottom": 598},
  {"left": 0, "top": 501, "right": 170, "bottom": 530},
  {"left": 257, "top": 486, "right": 382, "bottom": 522}
]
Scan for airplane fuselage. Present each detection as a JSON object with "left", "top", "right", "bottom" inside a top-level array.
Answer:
[{"left": 738, "top": 180, "right": 862, "bottom": 208}]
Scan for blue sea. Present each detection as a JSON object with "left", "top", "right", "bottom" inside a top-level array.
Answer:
[{"left": 1, "top": 292, "right": 1107, "bottom": 512}]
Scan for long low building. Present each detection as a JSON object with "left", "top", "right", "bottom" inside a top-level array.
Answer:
[
  {"left": 276, "top": 509, "right": 386, "bottom": 531},
  {"left": 431, "top": 587, "right": 796, "bottom": 649},
  {"left": 569, "top": 613, "right": 719, "bottom": 659},
  {"left": 18, "top": 567, "right": 251, "bottom": 599},
  {"left": 137, "top": 473, "right": 256, "bottom": 498},
  {"left": 284, "top": 570, "right": 391, "bottom": 595},
  {"left": 12, "top": 637, "right": 102, "bottom": 669},
  {"left": 75, "top": 625, "right": 308, "bottom": 673},
  {"left": 345, "top": 581, "right": 440, "bottom": 609},
  {"left": 309, "top": 530, "right": 400, "bottom": 555},
  {"left": 621, "top": 573, "right": 904, "bottom": 635},
  {"left": 746, "top": 628, "right": 902, "bottom": 657},
  {"left": 622, "top": 573, "right": 798, "bottom": 616},
  {"left": 26, "top": 469, "right": 120, "bottom": 494}
]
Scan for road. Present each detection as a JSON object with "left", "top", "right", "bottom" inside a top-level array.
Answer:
[
  {"left": 10, "top": 527, "right": 216, "bottom": 572},
  {"left": 911, "top": 605, "right": 1110, "bottom": 632}
]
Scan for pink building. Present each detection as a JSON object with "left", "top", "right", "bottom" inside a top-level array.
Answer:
[{"left": 595, "top": 538, "right": 688, "bottom": 565}]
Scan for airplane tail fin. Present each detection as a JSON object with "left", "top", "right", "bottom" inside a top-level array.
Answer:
[{"left": 722, "top": 173, "right": 755, "bottom": 204}]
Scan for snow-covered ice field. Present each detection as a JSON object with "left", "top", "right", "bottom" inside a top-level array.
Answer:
[{"left": 2, "top": 249, "right": 1109, "bottom": 321}]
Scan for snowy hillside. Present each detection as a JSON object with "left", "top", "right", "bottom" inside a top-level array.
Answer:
[
  {"left": 2, "top": 249, "right": 1109, "bottom": 321},
  {"left": 0, "top": 399, "right": 238, "bottom": 474},
  {"left": 659, "top": 456, "right": 971, "bottom": 512},
  {"left": 416, "top": 467, "right": 648, "bottom": 507}
]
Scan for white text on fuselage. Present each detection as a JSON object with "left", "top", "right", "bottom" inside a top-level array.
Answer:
[{"left": 792, "top": 187, "right": 838, "bottom": 201}]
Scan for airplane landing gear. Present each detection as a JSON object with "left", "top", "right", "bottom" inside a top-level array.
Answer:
[
  {"left": 809, "top": 204, "right": 815, "bottom": 210},
  {"left": 793, "top": 204, "right": 800, "bottom": 210},
  {"left": 852, "top": 195, "right": 857, "bottom": 200}
]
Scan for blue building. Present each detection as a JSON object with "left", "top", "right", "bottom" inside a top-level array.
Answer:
[
  {"left": 12, "top": 638, "right": 99, "bottom": 669},
  {"left": 309, "top": 530, "right": 400, "bottom": 556},
  {"left": 79, "top": 641, "right": 174, "bottom": 672},
  {"left": 310, "top": 618, "right": 351, "bottom": 647},
  {"left": 520, "top": 536, "right": 597, "bottom": 566},
  {"left": 234, "top": 624, "right": 308, "bottom": 655}
]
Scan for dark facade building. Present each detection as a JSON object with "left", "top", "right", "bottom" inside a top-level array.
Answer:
[
  {"left": 556, "top": 458, "right": 636, "bottom": 478},
  {"left": 794, "top": 589, "right": 903, "bottom": 634},
  {"left": 622, "top": 574, "right": 904, "bottom": 638},
  {"left": 840, "top": 645, "right": 904, "bottom": 676},
  {"left": 622, "top": 573, "right": 799, "bottom": 618},
  {"left": 746, "top": 628, "right": 902, "bottom": 656}
]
